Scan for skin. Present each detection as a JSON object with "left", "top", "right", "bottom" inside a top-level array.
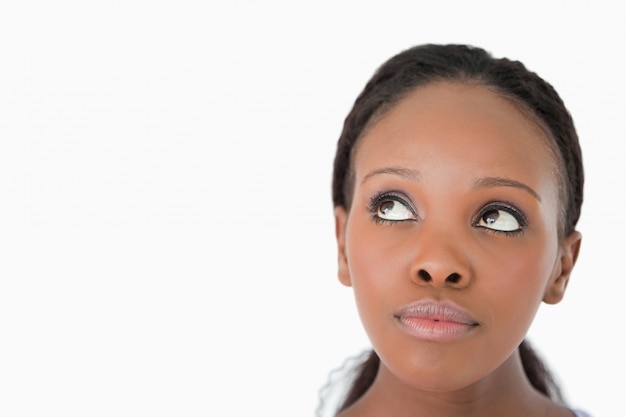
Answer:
[{"left": 334, "top": 82, "right": 581, "bottom": 417}]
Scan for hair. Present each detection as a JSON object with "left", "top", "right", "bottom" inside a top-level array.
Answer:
[{"left": 329, "top": 44, "right": 583, "bottom": 413}]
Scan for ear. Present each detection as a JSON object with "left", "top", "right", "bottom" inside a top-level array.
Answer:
[
  {"left": 334, "top": 206, "right": 352, "bottom": 287},
  {"left": 543, "top": 231, "right": 582, "bottom": 304}
]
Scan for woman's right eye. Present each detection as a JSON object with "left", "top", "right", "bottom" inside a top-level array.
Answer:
[{"left": 371, "top": 195, "right": 416, "bottom": 222}]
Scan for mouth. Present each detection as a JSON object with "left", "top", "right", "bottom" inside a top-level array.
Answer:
[{"left": 394, "top": 299, "right": 479, "bottom": 342}]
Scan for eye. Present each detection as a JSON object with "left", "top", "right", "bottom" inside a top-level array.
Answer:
[
  {"left": 475, "top": 203, "right": 527, "bottom": 234},
  {"left": 369, "top": 193, "right": 417, "bottom": 223}
]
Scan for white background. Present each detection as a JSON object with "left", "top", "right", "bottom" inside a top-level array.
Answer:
[{"left": 0, "top": 1, "right": 624, "bottom": 416}]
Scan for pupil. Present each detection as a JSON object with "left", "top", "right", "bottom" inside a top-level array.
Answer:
[
  {"left": 484, "top": 210, "right": 499, "bottom": 225},
  {"left": 380, "top": 201, "right": 395, "bottom": 215}
]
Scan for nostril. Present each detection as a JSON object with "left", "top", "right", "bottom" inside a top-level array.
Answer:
[
  {"left": 446, "top": 273, "right": 461, "bottom": 284},
  {"left": 418, "top": 269, "right": 432, "bottom": 282}
]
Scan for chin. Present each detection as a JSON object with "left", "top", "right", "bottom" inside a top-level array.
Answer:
[{"left": 380, "top": 351, "right": 504, "bottom": 394}]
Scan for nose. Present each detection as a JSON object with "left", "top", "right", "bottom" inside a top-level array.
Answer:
[{"left": 409, "top": 232, "right": 473, "bottom": 290}]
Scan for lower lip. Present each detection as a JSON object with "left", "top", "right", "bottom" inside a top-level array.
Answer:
[{"left": 397, "top": 317, "right": 476, "bottom": 342}]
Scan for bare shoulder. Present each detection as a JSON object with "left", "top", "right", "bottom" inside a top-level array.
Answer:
[{"left": 550, "top": 403, "right": 584, "bottom": 417}]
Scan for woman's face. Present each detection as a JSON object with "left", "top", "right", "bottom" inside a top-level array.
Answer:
[{"left": 334, "top": 82, "right": 580, "bottom": 392}]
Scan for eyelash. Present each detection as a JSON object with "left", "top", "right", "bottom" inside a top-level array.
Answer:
[{"left": 368, "top": 192, "right": 529, "bottom": 236}]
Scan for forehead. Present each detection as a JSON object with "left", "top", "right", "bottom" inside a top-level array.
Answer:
[
  {"left": 354, "top": 82, "right": 558, "bottom": 184},
  {"left": 355, "top": 82, "right": 557, "bottom": 169}
]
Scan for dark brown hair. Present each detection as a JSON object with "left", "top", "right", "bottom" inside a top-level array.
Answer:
[{"left": 330, "top": 44, "right": 583, "bottom": 413}]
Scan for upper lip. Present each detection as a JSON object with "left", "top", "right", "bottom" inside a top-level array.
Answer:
[{"left": 395, "top": 299, "right": 479, "bottom": 326}]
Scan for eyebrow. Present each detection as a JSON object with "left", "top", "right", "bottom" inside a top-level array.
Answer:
[
  {"left": 361, "top": 167, "right": 541, "bottom": 202},
  {"left": 361, "top": 166, "right": 421, "bottom": 184},
  {"left": 474, "top": 177, "right": 541, "bottom": 202}
]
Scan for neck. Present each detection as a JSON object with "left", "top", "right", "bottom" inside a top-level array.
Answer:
[{"left": 340, "top": 350, "right": 563, "bottom": 417}]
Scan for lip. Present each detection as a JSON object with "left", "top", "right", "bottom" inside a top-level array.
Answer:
[{"left": 394, "top": 299, "right": 479, "bottom": 342}]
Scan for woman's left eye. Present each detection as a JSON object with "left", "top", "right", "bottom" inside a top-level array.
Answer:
[{"left": 475, "top": 205, "right": 526, "bottom": 233}]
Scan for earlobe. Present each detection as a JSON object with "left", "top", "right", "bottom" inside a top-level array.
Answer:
[
  {"left": 543, "top": 231, "right": 582, "bottom": 304},
  {"left": 334, "top": 206, "right": 352, "bottom": 287}
]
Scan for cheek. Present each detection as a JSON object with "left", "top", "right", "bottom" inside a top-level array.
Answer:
[
  {"left": 481, "top": 237, "right": 558, "bottom": 321},
  {"left": 344, "top": 222, "right": 411, "bottom": 320}
]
